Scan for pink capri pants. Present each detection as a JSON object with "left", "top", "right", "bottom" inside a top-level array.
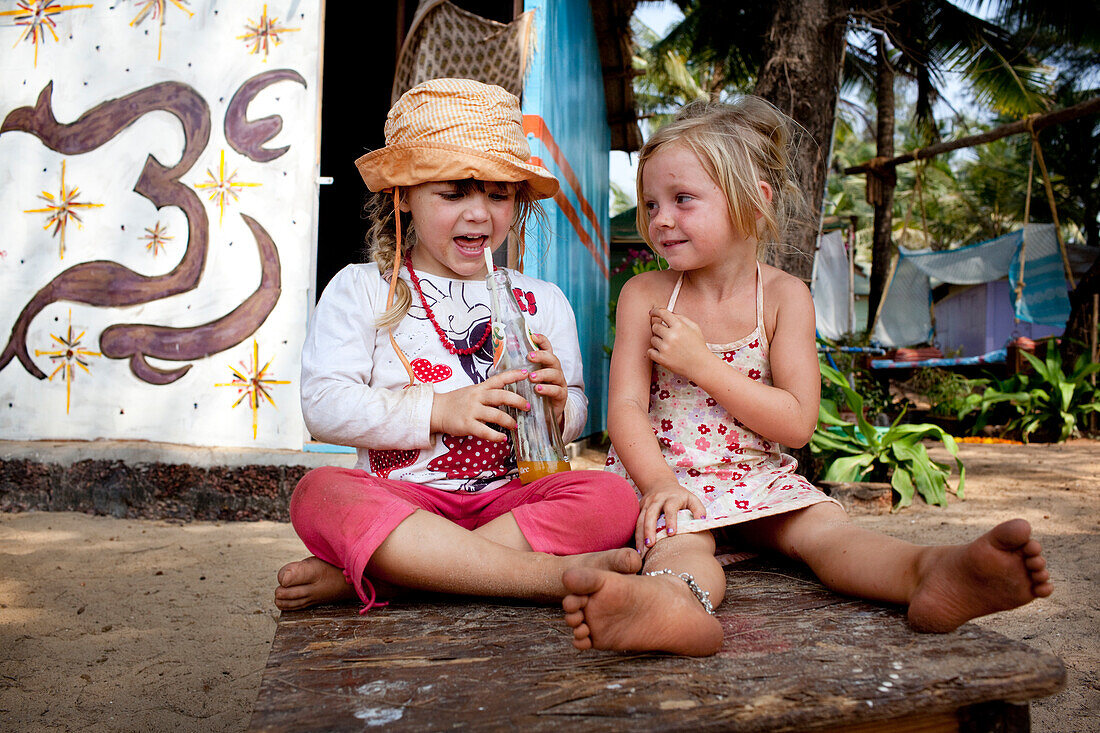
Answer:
[{"left": 289, "top": 467, "right": 639, "bottom": 606}]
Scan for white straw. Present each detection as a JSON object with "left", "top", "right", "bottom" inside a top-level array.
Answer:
[{"left": 483, "top": 246, "right": 494, "bottom": 273}]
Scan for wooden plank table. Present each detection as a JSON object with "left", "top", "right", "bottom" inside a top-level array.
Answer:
[{"left": 249, "top": 557, "right": 1064, "bottom": 732}]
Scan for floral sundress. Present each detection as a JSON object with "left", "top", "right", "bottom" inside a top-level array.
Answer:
[{"left": 605, "top": 264, "right": 839, "bottom": 541}]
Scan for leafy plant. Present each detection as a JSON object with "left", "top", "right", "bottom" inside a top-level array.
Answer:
[
  {"left": 608, "top": 248, "right": 668, "bottom": 342},
  {"left": 959, "top": 349, "right": 1100, "bottom": 443},
  {"left": 611, "top": 247, "right": 666, "bottom": 277},
  {"left": 900, "top": 367, "right": 987, "bottom": 419},
  {"left": 811, "top": 363, "right": 965, "bottom": 508},
  {"left": 815, "top": 336, "right": 900, "bottom": 424}
]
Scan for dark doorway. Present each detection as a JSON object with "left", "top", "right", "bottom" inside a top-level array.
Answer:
[
  {"left": 315, "top": 1, "right": 518, "bottom": 302},
  {"left": 314, "top": 4, "right": 401, "bottom": 301}
]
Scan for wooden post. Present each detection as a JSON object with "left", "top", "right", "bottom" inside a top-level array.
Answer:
[
  {"left": 848, "top": 216, "right": 858, "bottom": 335},
  {"left": 1092, "top": 293, "right": 1098, "bottom": 433},
  {"left": 867, "top": 34, "right": 896, "bottom": 333},
  {"left": 395, "top": 2, "right": 407, "bottom": 65},
  {"left": 845, "top": 96, "right": 1100, "bottom": 176}
]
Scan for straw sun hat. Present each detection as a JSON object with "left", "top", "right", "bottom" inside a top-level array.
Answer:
[{"left": 354, "top": 78, "right": 559, "bottom": 199}]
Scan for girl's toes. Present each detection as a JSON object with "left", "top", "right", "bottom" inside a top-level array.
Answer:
[
  {"left": 1025, "top": 555, "right": 1046, "bottom": 572},
  {"left": 276, "top": 564, "right": 295, "bottom": 586},
  {"left": 562, "top": 594, "right": 587, "bottom": 614},
  {"left": 274, "top": 586, "right": 302, "bottom": 602}
]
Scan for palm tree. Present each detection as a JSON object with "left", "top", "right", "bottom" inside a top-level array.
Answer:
[
  {"left": 997, "top": 3, "right": 1100, "bottom": 366},
  {"left": 645, "top": 0, "right": 1053, "bottom": 309},
  {"left": 845, "top": 0, "right": 1052, "bottom": 330},
  {"left": 646, "top": 0, "right": 846, "bottom": 281},
  {"left": 630, "top": 16, "right": 708, "bottom": 138}
]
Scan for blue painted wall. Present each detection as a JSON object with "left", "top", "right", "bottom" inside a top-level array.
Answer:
[{"left": 522, "top": 0, "right": 612, "bottom": 437}]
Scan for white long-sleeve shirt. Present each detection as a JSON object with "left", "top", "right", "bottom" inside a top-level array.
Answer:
[{"left": 301, "top": 262, "right": 588, "bottom": 493}]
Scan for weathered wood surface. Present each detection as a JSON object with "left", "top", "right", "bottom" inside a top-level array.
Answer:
[{"left": 249, "top": 558, "right": 1064, "bottom": 732}]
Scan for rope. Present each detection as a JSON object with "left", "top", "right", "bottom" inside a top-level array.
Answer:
[
  {"left": 898, "top": 147, "right": 932, "bottom": 249},
  {"left": 387, "top": 188, "right": 417, "bottom": 386},
  {"left": 915, "top": 159, "right": 930, "bottom": 248},
  {"left": 1025, "top": 116, "right": 1076, "bottom": 289},
  {"left": 898, "top": 167, "right": 916, "bottom": 242},
  {"left": 1016, "top": 133, "right": 1036, "bottom": 304}
]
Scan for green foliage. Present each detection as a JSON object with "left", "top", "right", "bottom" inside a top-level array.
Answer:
[
  {"left": 630, "top": 2, "right": 765, "bottom": 136},
  {"left": 608, "top": 248, "right": 668, "bottom": 341},
  {"left": 609, "top": 181, "right": 635, "bottom": 217},
  {"left": 816, "top": 336, "right": 897, "bottom": 423},
  {"left": 826, "top": 107, "right": 1045, "bottom": 260},
  {"left": 900, "top": 367, "right": 989, "bottom": 419},
  {"left": 617, "top": 247, "right": 666, "bottom": 277},
  {"left": 811, "top": 363, "right": 965, "bottom": 508},
  {"left": 959, "top": 349, "right": 1100, "bottom": 442}
]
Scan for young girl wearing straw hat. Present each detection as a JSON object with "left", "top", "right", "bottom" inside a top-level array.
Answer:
[{"left": 276, "top": 78, "right": 641, "bottom": 612}]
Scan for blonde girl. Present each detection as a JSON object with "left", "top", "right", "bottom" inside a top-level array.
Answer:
[
  {"left": 276, "top": 79, "right": 640, "bottom": 612},
  {"left": 561, "top": 97, "right": 1052, "bottom": 656}
]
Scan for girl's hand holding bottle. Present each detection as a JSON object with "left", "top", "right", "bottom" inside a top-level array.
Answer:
[
  {"left": 430, "top": 369, "right": 532, "bottom": 443},
  {"left": 636, "top": 480, "right": 707, "bottom": 553},
  {"left": 524, "top": 332, "right": 569, "bottom": 428}
]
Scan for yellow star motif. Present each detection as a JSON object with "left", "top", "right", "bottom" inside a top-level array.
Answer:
[
  {"left": 140, "top": 220, "right": 173, "bottom": 257},
  {"left": 238, "top": 4, "right": 299, "bottom": 59},
  {"left": 194, "top": 149, "right": 261, "bottom": 225},
  {"left": 24, "top": 160, "right": 104, "bottom": 260},
  {"left": 215, "top": 340, "right": 290, "bottom": 440},
  {"left": 128, "top": 0, "right": 193, "bottom": 60},
  {"left": 34, "top": 309, "right": 101, "bottom": 414},
  {"left": 1, "top": 1, "right": 93, "bottom": 68}
]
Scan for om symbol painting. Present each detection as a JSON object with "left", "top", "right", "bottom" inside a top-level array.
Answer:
[{"left": 0, "top": 2, "right": 321, "bottom": 449}]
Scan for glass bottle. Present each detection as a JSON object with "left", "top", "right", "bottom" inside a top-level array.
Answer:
[{"left": 485, "top": 268, "right": 571, "bottom": 484}]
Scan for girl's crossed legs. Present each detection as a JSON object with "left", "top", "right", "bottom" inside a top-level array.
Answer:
[
  {"left": 276, "top": 467, "right": 641, "bottom": 611},
  {"left": 562, "top": 502, "right": 1052, "bottom": 656}
]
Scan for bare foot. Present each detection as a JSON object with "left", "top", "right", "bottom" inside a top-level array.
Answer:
[
  {"left": 274, "top": 556, "right": 356, "bottom": 611},
  {"left": 561, "top": 569, "right": 723, "bottom": 656},
  {"left": 908, "top": 518, "right": 1053, "bottom": 633}
]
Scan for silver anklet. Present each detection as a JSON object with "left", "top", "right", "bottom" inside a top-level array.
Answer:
[{"left": 645, "top": 569, "right": 714, "bottom": 615}]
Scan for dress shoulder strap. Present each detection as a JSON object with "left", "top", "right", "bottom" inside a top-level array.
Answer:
[
  {"left": 667, "top": 273, "right": 685, "bottom": 311},
  {"left": 755, "top": 262, "right": 765, "bottom": 333}
]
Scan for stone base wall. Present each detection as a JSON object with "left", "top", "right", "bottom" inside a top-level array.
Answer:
[{"left": 0, "top": 458, "right": 307, "bottom": 521}]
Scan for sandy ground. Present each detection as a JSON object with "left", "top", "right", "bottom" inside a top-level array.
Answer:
[{"left": 1, "top": 440, "right": 1097, "bottom": 732}]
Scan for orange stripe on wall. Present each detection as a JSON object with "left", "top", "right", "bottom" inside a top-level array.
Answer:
[
  {"left": 553, "top": 190, "right": 610, "bottom": 279},
  {"left": 523, "top": 114, "right": 609, "bottom": 261}
]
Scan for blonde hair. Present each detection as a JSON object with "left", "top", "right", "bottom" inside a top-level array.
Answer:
[
  {"left": 365, "top": 180, "right": 545, "bottom": 330},
  {"left": 635, "top": 96, "right": 809, "bottom": 258}
]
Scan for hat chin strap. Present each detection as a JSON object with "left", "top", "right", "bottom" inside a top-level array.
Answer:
[{"left": 386, "top": 187, "right": 417, "bottom": 386}]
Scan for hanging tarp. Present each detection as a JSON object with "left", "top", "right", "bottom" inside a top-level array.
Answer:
[
  {"left": 1009, "top": 226, "right": 1076, "bottom": 325},
  {"left": 873, "top": 224, "right": 1070, "bottom": 347},
  {"left": 811, "top": 231, "right": 849, "bottom": 340}
]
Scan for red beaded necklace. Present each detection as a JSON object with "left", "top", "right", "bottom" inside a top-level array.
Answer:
[{"left": 405, "top": 256, "right": 492, "bottom": 356}]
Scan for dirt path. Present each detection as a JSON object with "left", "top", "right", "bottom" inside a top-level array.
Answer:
[
  {"left": 856, "top": 440, "right": 1099, "bottom": 731},
  {"left": 1, "top": 440, "right": 1096, "bottom": 731}
]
